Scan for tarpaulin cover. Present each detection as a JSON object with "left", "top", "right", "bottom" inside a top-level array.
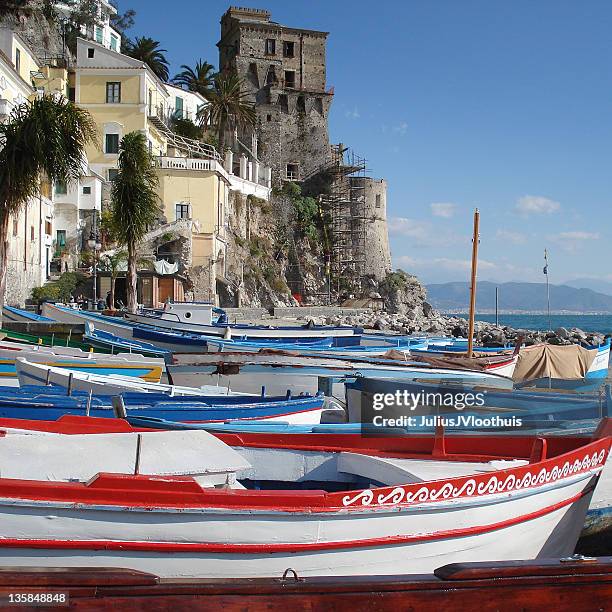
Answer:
[{"left": 513, "top": 343, "right": 597, "bottom": 382}]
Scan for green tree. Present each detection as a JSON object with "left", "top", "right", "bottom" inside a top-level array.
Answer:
[
  {"left": 109, "top": 132, "right": 160, "bottom": 313},
  {"left": 0, "top": 95, "right": 96, "bottom": 307},
  {"left": 170, "top": 115, "right": 203, "bottom": 140},
  {"left": 197, "top": 71, "right": 256, "bottom": 153},
  {"left": 172, "top": 60, "right": 216, "bottom": 100},
  {"left": 123, "top": 36, "right": 169, "bottom": 81},
  {"left": 98, "top": 250, "right": 127, "bottom": 310}
]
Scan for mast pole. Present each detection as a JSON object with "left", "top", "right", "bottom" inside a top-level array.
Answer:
[
  {"left": 544, "top": 248, "right": 551, "bottom": 332},
  {"left": 467, "top": 209, "right": 480, "bottom": 358}
]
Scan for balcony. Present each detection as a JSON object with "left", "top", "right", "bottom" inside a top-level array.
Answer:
[{"left": 155, "top": 156, "right": 229, "bottom": 180}]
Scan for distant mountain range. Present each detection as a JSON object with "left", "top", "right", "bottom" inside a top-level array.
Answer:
[
  {"left": 426, "top": 281, "right": 612, "bottom": 313},
  {"left": 565, "top": 278, "right": 612, "bottom": 297}
]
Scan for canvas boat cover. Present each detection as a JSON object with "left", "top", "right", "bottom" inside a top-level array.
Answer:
[{"left": 513, "top": 343, "right": 597, "bottom": 382}]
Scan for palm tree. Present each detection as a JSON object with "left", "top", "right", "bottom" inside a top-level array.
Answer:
[
  {"left": 99, "top": 251, "right": 127, "bottom": 310},
  {"left": 123, "top": 37, "right": 170, "bottom": 82},
  {"left": 172, "top": 60, "right": 216, "bottom": 100},
  {"left": 109, "top": 132, "right": 160, "bottom": 313},
  {"left": 197, "top": 71, "right": 256, "bottom": 153},
  {"left": 0, "top": 95, "right": 96, "bottom": 307}
]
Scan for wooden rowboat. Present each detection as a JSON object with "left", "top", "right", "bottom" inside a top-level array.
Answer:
[{"left": 0, "top": 416, "right": 606, "bottom": 578}]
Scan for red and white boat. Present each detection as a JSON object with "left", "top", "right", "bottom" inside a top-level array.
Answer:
[{"left": 0, "top": 416, "right": 607, "bottom": 579}]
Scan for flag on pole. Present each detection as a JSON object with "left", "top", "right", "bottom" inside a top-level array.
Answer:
[{"left": 543, "top": 249, "right": 549, "bottom": 275}]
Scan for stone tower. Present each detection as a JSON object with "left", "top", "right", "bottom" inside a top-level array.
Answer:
[{"left": 218, "top": 7, "right": 332, "bottom": 182}]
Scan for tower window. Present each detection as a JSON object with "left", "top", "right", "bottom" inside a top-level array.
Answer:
[
  {"left": 286, "top": 164, "right": 299, "bottom": 181},
  {"left": 266, "top": 66, "right": 277, "bottom": 85},
  {"left": 284, "top": 70, "right": 296, "bottom": 88},
  {"left": 265, "top": 39, "right": 276, "bottom": 55},
  {"left": 283, "top": 41, "right": 295, "bottom": 58},
  {"left": 266, "top": 114, "right": 272, "bottom": 122},
  {"left": 375, "top": 194, "right": 381, "bottom": 208},
  {"left": 296, "top": 96, "right": 305, "bottom": 113}
]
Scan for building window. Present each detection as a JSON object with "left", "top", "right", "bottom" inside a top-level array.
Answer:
[
  {"left": 283, "top": 41, "right": 295, "bottom": 58},
  {"left": 284, "top": 70, "right": 296, "bottom": 88},
  {"left": 12, "top": 219, "right": 18, "bottom": 237},
  {"left": 105, "top": 133, "right": 119, "bottom": 154},
  {"left": 15, "top": 48, "right": 20, "bottom": 73},
  {"left": 83, "top": 186, "right": 92, "bottom": 195},
  {"left": 45, "top": 220, "right": 52, "bottom": 235},
  {"left": 375, "top": 194, "right": 381, "bottom": 208},
  {"left": 174, "top": 96, "right": 184, "bottom": 119},
  {"left": 266, "top": 114, "right": 272, "bottom": 122},
  {"left": 110, "top": 34, "right": 118, "bottom": 52},
  {"left": 55, "top": 181, "right": 67, "bottom": 195},
  {"left": 175, "top": 203, "right": 191, "bottom": 220},
  {"left": 95, "top": 26, "right": 103, "bottom": 44},
  {"left": 68, "top": 86, "right": 76, "bottom": 101},
  {"left": 30, "top": 226, "right": 35, "bottom": 242},
  {"left": 56, "top": 229, "right": 66, "bottom": 253},
  {"left": 87, "top": 47, "right": 95, "bottom": 58},
  {"left": 105, "top": 81, "right": 121, "bottom": 103},
  {"left": 265, "top": 38, "right": 276, "bottom": 55},
  {"left": 296, "top": 95, "right": 305, "bottom": 113},
  {"left": 286, "top": 163, "right": 299, "bottom": 181},
  {"left": 107, "top": 168, "right": 119, "bottom": 182}
]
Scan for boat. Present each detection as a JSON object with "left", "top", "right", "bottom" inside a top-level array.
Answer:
[
  {"left": 0, "top": 416, "right": 605, "bottom": 578},
  {"left": 3, "top": 367, "right": 326, "bottom": 424},
  {"left": 123, "top": 301, "right": 363, "bottom": 345},
  {"left": 204, "top": 335, "right": 426, "bottom": 357},
  {"left": 412, "top": 338, "right": 611, "bottom": 381},
  {"left": 2, "top": 305, "right": 55, "bottom": 323},
  {"left": 15, "top": 359, "right": 232, "bottom": 396},
  {"left": 0, "top": 558, "right": 609, "bottom": 609},
  {"left": 83, "top": 324, "right": 172, "bottom": 360},
  {"left": 0, "top": 342, "right": 165, "bottom": 384},
  {"left": 167, "top": 350, "right": 516, "bottom": 395}
]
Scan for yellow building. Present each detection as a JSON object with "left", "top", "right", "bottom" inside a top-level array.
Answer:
[{"left": 74, "top": 37, "right": 254, "bottom": 303}]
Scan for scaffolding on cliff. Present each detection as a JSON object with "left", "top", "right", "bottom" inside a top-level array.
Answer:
[{"left": 301, "top": 144, "right": 368, "bottom": 298}]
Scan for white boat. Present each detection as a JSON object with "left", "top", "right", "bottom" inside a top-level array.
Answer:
[
  {"left": 0, "top": 420, "right": 606, "bottom": 578},
  {"left": 123, "top": 301, "right": 362, "bottom": 343},
  {"left": 168, "top": 350, "right": 516, "bottom": 396},
  {"left": 15, "top": 359, "right": 237, "bottom": 397},
  {"left": 0, "top": 340, "right": 165, "bottom": 384}
]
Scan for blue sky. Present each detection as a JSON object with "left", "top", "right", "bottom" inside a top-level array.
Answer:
[{"left": 123, "top": 0, "right": 612, "bottom": 285}]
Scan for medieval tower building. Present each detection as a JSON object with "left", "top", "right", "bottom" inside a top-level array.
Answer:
[{"left": 218, "top": 7, "right": 391, "bottom": 287}]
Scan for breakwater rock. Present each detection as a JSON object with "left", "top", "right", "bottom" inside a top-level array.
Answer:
[{"left": 300, "top": 311, "right": 608, "bottom": 347}]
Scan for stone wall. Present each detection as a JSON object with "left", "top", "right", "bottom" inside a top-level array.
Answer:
[
  {"left": 219, "top": 7, "right": 332, "bottom": 183},
  {"left": 362, "top": 177, "right": 392, "bottom": 280}
]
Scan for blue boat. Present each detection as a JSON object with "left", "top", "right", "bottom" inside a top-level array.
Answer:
[
  {"left": 0, "top": 386, "right": 325, "bottom": 423},
  {"left": 83, "top": 325, "right": 172, "bottom": 360},
  {"left": 2, "top": 305, "right": 54, "bottom": 322}
]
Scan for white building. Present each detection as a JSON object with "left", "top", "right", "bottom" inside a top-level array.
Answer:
[
  {"left": 0, "top": 30, "right": 54, "bottom": 305},
  {"left": 54, "top": 0, "right": 122, "bottom": 52},
  {"left": 165, "top": 83, "right": 206, "bottom": 124}
]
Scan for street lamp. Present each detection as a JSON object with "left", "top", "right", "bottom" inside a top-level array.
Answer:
[{"left": 87, "top": 218, "right": 102, "bottom": 308}]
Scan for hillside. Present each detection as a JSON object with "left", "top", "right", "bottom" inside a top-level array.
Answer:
[{"left": 426, "top": 281, "right": 612, "bottom": 313}]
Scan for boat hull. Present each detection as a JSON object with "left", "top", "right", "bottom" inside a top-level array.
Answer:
[{"left": 0, "top": 465, "right": 600, "bottom": 578}]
